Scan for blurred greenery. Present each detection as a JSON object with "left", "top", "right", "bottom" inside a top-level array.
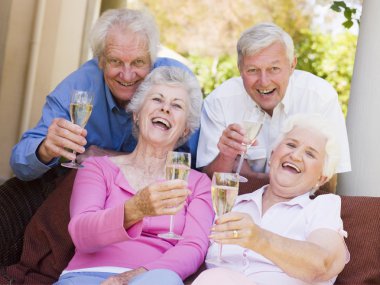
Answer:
[{"left": 127, "top": 0, "right": 358, "bottom": 116}]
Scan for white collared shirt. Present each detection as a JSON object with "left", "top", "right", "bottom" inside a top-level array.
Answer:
[
  {"left": 196, "top": 70, "right": 351, "bottom": 173},
  {"left": 206, "top": 187, "right": 349, "bottom": 285}
]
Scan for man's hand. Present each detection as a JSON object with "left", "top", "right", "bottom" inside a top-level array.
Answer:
[
  {"left": 101, "top": 267, "right": 147, "bottom": 285},
  {"left": 37, "top": 118, "right": 87, "bottom": 163},
  {"left": 217, "top": 123, "right": 247, "bottom": 159}
]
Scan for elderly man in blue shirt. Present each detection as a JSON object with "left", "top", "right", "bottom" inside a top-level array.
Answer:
[{"left": 10, "top": 8, "right": 196, "bottom": 181}]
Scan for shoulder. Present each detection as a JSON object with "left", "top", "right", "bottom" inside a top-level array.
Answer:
[
  {"left": 153, "top": 57, "right": 193, "bottom": 74},
  {"left": 307, "top": 194, "right": 341, "bottom": 212},
  {"left": 82, "top": 155, "right": 117, "bottom": 171},
  {"left": 52, "top": 59, "right": 103, "bottom": 95},
  {"left": 291, "top": 70, "right": 336, "bottom": 96},
  {"left": 205, "top": 77, "right": 245, "bottom": 103}
]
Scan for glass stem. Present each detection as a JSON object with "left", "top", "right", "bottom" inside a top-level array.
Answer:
[
  {"left": 169, "top": 215, "right": 174, "bottom": 233},
  {"left": 235, "top": 151, "right": 246, "bottom": 174},
  {"left": 71, "top": 150, "right": 77, "bottom": 164},
  {"left": 218, "top": 243, "right": 223, "bottom": 261}
]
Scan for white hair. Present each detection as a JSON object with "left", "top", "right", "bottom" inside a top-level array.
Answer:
[
  {"left": 127, "top": 67, "right": 203, "bottom": 147},
  {"left": 237, "top": 22, "right": 295, "bottom": 70},
  {"left": 89, "top": 8, "right": 159, "bottom": 63},
  {"left": 272, "top": 114, "right": 341, "bottom": 180}
]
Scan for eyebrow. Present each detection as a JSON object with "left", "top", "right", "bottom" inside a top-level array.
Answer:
[{"left": 151, "top": 92, "right": 186, "bottom": 103}]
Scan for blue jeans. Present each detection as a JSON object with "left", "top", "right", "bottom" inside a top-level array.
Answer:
[{"left": 54, "top": 269, "right": 184, "bottom": 285}]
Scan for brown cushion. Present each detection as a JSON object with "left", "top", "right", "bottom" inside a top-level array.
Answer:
[
  {"left": 0, "top": 168, "right": 63, "bottom": 266},
  {"left": 335, "top": 195, "right": 380, "bottom": 284},
  {"left": 1, "top": 169, "right": 77, "bottom": 284}
]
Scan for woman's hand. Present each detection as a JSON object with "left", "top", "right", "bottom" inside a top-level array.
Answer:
[
  {"left": 123, "top": 179, "right": 191, "bottom": 229},
  {"left": 101, "top": 267, "right": 147, "bottom": 285},
  {"left": 209, "top": 212, "right": 260, "bottom": 250}
]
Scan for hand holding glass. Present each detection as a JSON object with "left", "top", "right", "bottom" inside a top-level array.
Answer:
[
  {"left": 158, "top": 151, "right": 191, "bottom": 240},
  {"left": 235, "top": 109, "right": 265, "bottom": 182},
  {"left": 206, "top": 172, "right": 239, "bottom": 266},
  {"left": 61, "top": 90, "right": 94, "bottom": 169}
]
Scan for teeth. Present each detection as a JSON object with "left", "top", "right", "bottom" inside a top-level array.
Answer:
[
  {"left": 152, "top": 117, "right": 171, "bottom": 128},
  {"left": 258, "top": 89, "right": 274, "bottom": 95},
  {"left": 120, "top": 81, "right": 136, "bottom": 87},
  {"left": 282, "top": 162, "right": 301, "bottom": 173}
]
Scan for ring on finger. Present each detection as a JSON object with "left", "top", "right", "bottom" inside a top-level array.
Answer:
[{"left": 233, "top": 230, "right": 238, "bottom": 238}]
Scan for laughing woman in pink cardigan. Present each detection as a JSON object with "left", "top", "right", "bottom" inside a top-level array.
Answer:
[{"left": 53, "top": 67, "right": 214, "bottom": 285}]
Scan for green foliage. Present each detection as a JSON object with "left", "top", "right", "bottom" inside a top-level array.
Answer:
[
  {"left": 187, "top": 29, "right": 357, "bottom": 116},
  {"left": 189, "top": 55, "right": 239, "bottom": 97},
  {"left": 330, "top": 1, "right": 360, "bottom": 29},
  {"left": 295, "top": 30, "right": 357, "bottom": 115}
]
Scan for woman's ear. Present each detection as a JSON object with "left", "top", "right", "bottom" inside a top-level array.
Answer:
[{"left": 317, "top": 175, "right": 329, "bottom": 187}]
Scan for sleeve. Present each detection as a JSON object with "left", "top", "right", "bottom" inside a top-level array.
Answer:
[
  {"left": 144, "top": 172, "right": 214, "bottom": 280},
  {"left": 68, "top": 157, "right": 142, "bottom": 253},
  {"left": 196, "top": 93, "right": 226, "bottom": 168},
  {"left": 305, "top": 194, "right": 346, "bottom": 237},
  {"left": 9, "top": 87, "right": 71, "bottom": 181}
]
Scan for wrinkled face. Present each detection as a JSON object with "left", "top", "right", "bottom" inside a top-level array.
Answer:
[
  {"left": 99, "top": 27, "right": 152, "bottom": 108},
  {"left": 136, "top": 84, "right": 190, "bottom": 149},
  {"left": 239, "top": 42, "right": 296, "bottom": 116},
  {"left": 269, "top": 126, "right": 327, "bottom": 198}
]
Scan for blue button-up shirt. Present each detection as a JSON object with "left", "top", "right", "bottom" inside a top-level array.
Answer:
[{"left": 10, "top": 57, "right": 199, "bottom": 180}]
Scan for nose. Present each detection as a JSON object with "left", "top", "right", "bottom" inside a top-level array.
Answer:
[
  {"left": 161, "top": 102, "right": 170, "bottom": 114},
  {"left": 119, "top": 64, "right": 136, "bottom": 81},
  {"left": 290, "top": 148, "right": 303, "bottom": 161},
  {"left": 258, "top": 71, "right": 270, "bottom": 86}
]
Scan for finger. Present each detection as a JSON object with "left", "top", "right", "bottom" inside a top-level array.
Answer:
[
  {"left": 154, "top": 179, "right": 188, "bottom": 193},
  {"left": 55, "top": 118, "right": 85, "bottom": 135}
]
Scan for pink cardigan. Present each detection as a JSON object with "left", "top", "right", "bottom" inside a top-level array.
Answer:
[{"left": 65, "top": 156, "right": 214, "bottom": 280}]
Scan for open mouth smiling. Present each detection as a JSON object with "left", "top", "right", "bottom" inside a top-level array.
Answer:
[
  {"left": 282, "top": 162, "right": 301, "bottom": 173},
  {"left": 152, "top": 117, "right": 171, "bottom": 130},
  {"left": 118, "top": 80, "right": 139, "bottom": 87},
  {"left": 257, "top": 88, "right": 276, "bottom": 95}
]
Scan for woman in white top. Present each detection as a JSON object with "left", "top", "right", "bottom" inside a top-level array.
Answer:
[{"left": 193, "top": 114, "right": 349, "bottom": 285}]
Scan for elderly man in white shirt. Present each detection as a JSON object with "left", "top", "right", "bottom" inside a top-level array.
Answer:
[{"left": 196, "top": 22, "right": 351, "bottom": 194}]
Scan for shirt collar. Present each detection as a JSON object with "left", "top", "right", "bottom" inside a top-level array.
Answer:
[{"left": 235, "top": 185, "right": 312, "bottom": 209}]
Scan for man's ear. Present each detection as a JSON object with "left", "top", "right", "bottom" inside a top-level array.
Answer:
[
  {"left": 291, "top": 56, "right": 297, "bottom": 72},
  {"left": 182, "top": 128, "right": 190, "bottom": 138}
]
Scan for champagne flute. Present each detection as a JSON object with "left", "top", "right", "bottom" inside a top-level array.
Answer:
[
  {"left": 158, "top": 151, "right": 191, "bottom": 240},
  {"left": 61, "top": 90, "right": 94, "bottom": 169},
  {"left": 235, "top": 108, "right": 265, "bottom": 182},
  {"left": 207, "top": 172, "right": 239, "bottom": 266}
]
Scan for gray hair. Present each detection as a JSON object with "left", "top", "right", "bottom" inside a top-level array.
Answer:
[
  {"left": 237, "top": 22, "right": 295, "bottom": 69},
  {"left": 272, "top": 114, "right": 340, "bottom": 180},
  {"left": 128, "top": 67, "right": 203, "bottom": 147},
  {"left": 89, "top": 8, "right": 159, "bottom": 63}
]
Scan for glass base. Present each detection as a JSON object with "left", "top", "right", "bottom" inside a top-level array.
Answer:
[
  {"left": 238, "top": 175, "right": 248, "bottom": 183},
  {"left": 206, "top": 257, "right": 241, "bottom": 270},
  {"left": 206, "top": 255, "right": 249, "bottom": 272},
  {"left": 61, "top": 161, "right": 84, "bottom": 169},
  {"left": 158, "top": 232, "right": 183, "bottom": 240}
]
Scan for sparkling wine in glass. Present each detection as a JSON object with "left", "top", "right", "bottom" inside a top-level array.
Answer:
[
  {"left": 235, "top": 108, "right": 265, "bottom": 182},
  {"left": 158, "top": 151, "right": 191, "bottom": 240},
  {"left": 207, "top": 172, "right": 239, "bottom": 266},
  {"left": 61, "top": 90, "right": 94, "bottom": 169}
]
